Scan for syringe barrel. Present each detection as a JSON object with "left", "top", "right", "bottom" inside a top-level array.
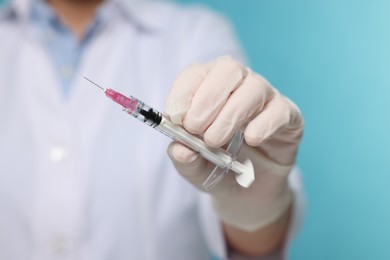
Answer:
[
  {"left": 123, "top": 97, "right": 247, "bottom": 176},
  {"left": 157, "top": 118, "right": 246, "bottom": 175}
]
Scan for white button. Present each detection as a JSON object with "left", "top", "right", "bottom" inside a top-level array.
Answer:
[
  {"left": 51, "top": 235, "right": 71, "bottom": 256},
  {"left": 49, "top": 146, "right": 69, "bottom": 163},
  {"left": 62, "top": 66, "right": 74, "bottom": 79}
]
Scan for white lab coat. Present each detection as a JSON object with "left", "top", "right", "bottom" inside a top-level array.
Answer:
[{"left": 0, "top": 0, "right": 304, "bottom": 259}]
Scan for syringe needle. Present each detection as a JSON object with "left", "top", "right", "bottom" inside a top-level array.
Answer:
[{"left": 84, "top": 77, "right": 105, "bottom": 91}]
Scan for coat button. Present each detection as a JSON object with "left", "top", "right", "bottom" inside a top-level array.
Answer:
[
  {"left": 51, "top": 234, "right": 71, "bottom": 256},
  {"left": 49, "top": 146, "right": 69, "bottom": 163}
]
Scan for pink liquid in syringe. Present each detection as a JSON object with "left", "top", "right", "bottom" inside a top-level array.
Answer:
[{"left": 105, "top": 88, "right": 139, "bottom": 113}]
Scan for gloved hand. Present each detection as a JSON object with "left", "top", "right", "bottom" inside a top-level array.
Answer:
[{"left": 164, "top": 56, "right": 304, "bottom": 232}]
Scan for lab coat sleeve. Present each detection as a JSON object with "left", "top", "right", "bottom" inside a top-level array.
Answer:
[
  {"left": 184, "top": 8, "right": 306, "bottom": 260},
  {"left": 198, "top": 168, "right": 305, "bottom": 260}
]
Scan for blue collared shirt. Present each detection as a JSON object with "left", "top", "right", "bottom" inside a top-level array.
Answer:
[{"left": 29, "top": 0, "right": 112, "bottom": 96}]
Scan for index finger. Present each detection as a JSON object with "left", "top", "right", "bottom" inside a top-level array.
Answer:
[
  {"left": 164, "top": 63, "right": 209, "bottom": 125},
  {"left": 183, "top": 57, "right": 247, "bottom": 134}
]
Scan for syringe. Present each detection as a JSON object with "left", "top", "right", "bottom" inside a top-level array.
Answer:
[{"left": 85, "top": 77, "right": 254, "bottom": 188}]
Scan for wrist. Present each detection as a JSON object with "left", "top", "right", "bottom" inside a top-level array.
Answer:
[
  {"left": 223, "top": 202, "right": 293, "bottom": 256},
  {"left": 212, "top": 185, "right": 293, "bottom": 232}
]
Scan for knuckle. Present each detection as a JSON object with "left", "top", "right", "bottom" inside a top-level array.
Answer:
[
  {"left": 244, "top": 133, "right": 263, "bottom": 146},
  {"left": 183, "top": 116, "right": 204, "bottom": 134},
  {"left": 203, "top": 134, "right": 222, "bottom": 148},
  {"left": 175, "top": 64, "right": 207, "bottom": 83},
  {"left": 277, "top": 97, "right": 293, "bottom": 126},
  {"left": 253, "top": 73, "right": 275, "bottom": 95},
  {"left": 187, "top": 63, "right": 208, "bottom": 74},
  {"left": 268, "top": 95, "right": 290, "bottom": 128},
  {"left": 245, "top": 73, "right": 274, "bottom": 110},
  {"left": 252, "top": 73, "right": 274, "bottom": 94},
  {"left": 280, "top": 99, "right": 291, "bottom": 124},
  {"left": 204, "top": 122, "right": 234, "bottom": 148},
  {"left": 284, "top": 96, "right": 305, "bottom": 128},
  {"left": 215, "top": 57, "right": 244, "bottom": 74},
  {"left": 169, "top": 112, "right": 184, "bottom": 125},
  {"left": 216, "top": 55, "right": 234, "bottom": 62}
]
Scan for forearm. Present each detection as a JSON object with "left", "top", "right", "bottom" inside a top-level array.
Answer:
[{"left": 223, "top": 203, "right": 292, "bottom": 257}]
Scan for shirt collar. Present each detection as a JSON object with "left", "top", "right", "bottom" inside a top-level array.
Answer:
[{"left": 0, "top": 0, "right": 166, "bottom": 33}]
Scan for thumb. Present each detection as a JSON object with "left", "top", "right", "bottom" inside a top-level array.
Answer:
[{"left": 167, "top": 142, "right": 210, "bottom": 189}]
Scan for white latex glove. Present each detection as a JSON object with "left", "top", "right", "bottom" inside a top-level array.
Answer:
[{"left": 165, "top": 57, "right": 304, "bottom": 232}]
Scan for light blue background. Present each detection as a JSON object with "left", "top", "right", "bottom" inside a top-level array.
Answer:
[
  {"left": 174, "top": 0, "right": 390, "bottom": 259},
  {"left": 1, "top": 0, "right": 389, "bottom": 259}
]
